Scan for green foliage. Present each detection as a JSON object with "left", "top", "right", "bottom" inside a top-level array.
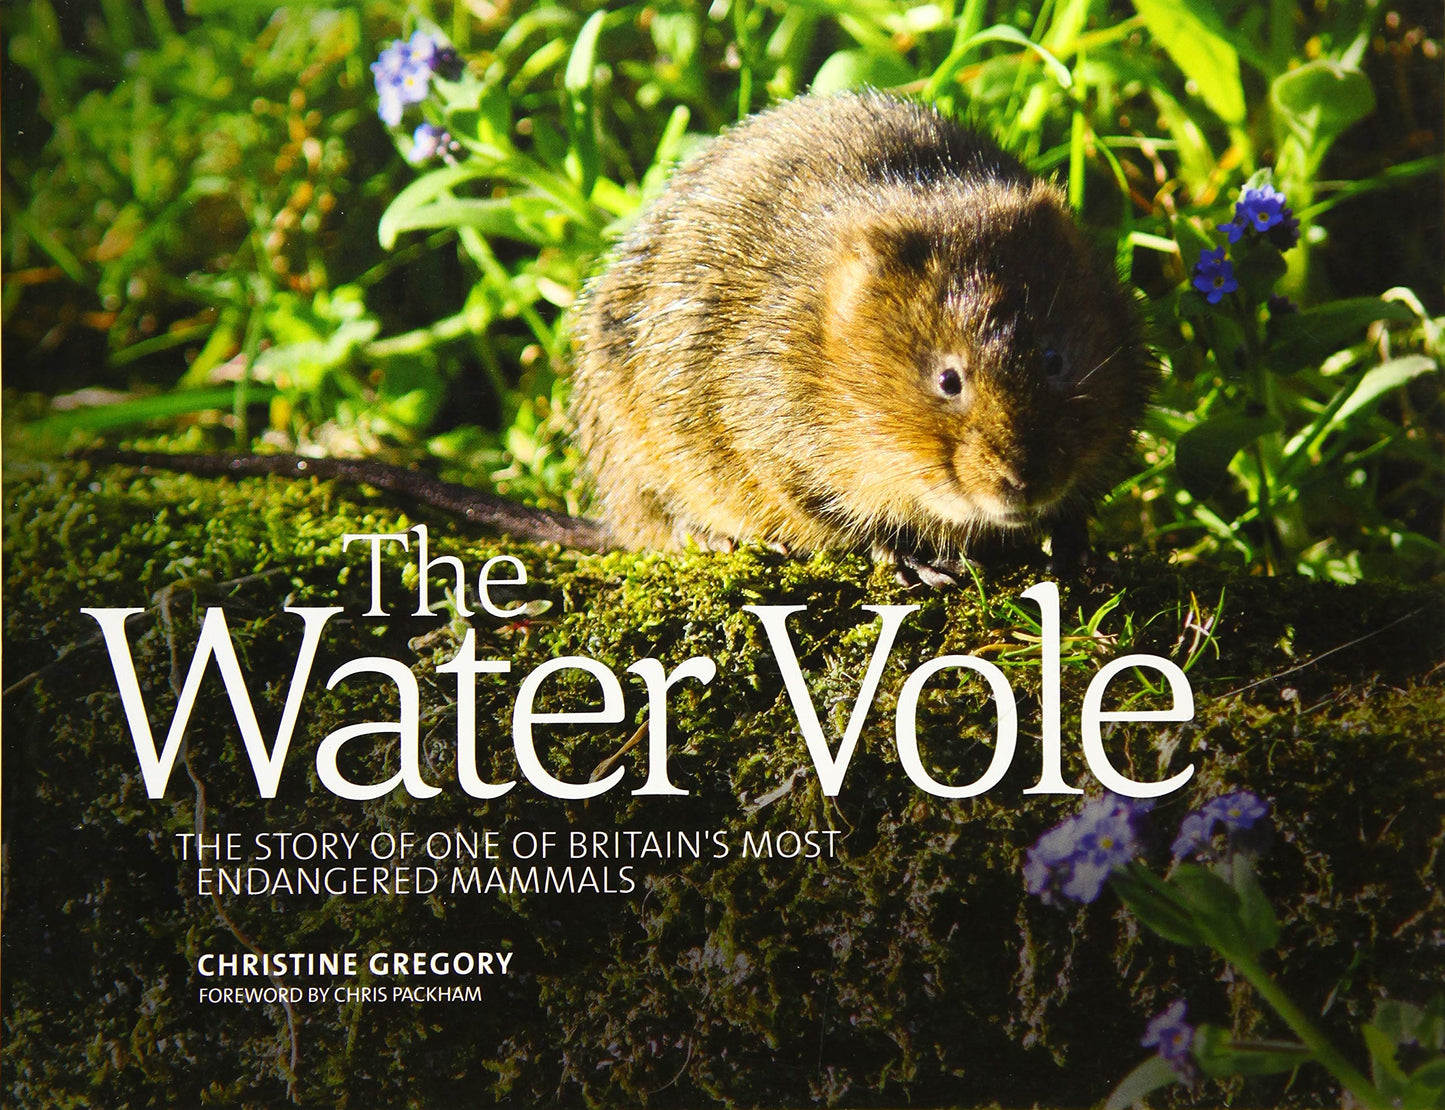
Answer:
[
  {"left": 2, "top": 1, "right": 468, "bottom": 451},
  {"left": 1144, "top": 166, "right": 1443, "bottom": 580},
  {"left": 1095, "top": 806, "right": 1445, "bottom": 1108},
  {"left": 1365, "top": 999, "right": 1445, "bottom": 1109},
  {"left": 5, "top": 0, "right": 1442, "bottom": 576}
]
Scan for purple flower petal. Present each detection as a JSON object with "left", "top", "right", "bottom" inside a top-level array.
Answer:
[
  {"left": 408, "top": 123, "right": 454, "bottom": 164},
  {"left": 1236, "top": 184, "right": 1288, "bottom": 233},
  {"left": 1142, "top": 999, "right": 1195, "bottom": 1074},
  {"left": 1171, "top": 810, "right": 1214, "bottom": 860},
  {"left": 373, "top": 33, "right": 455, "bottom": 125},
  {"left": 1267, "top": 207, "right": 1301, "bottom": 250},
  {"left": 1205, "top": 790, "right": 1269, "bottom": 830},
  {"left": 1024, "top": 795, "right": 1148, "bottom": 905},
  {"left": 1224, "top": 182, "right": 1298, "bottom": 250},
  {"left": 1060, "top": 857, "right": 1114, "bottom": 903},
  {"left": 377, "top": 89, "right": 405, "bottom": 127},
  {"left": 1190, "top": 247, "right": 1238, "bottom": 306}
]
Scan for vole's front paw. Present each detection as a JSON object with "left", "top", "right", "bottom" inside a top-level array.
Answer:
[{"left": 874, "top": 543, "right": 969, "bottom": 589}]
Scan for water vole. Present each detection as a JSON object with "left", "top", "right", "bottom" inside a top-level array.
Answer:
[
  {"left": 572, "top": 91, "right": 1151, "bottom": 583},
  {"left": 89, "top": 93, "right": 1150, "bottom": 585}
]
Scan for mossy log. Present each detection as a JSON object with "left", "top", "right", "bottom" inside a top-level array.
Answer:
[{"left": 4, "top": 461, "right": 1443, "bottom": 1108}]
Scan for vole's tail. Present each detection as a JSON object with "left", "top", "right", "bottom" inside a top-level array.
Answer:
[{"left": 79, "top": 449, "right": 611, "bottom": 550}]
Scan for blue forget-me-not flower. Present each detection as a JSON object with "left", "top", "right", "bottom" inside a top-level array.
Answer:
[
  {"left": 1220, "top": 183, "right": 1300, "bottom": 250},
  {"left": 1191, "top": 247, "right": 1239, "bottom": 305},
  {"left": 1142, "top": 999, "right": 1196, "bottom": 1077},
  {"left": 408, "top": 123, "right": 455, "bottom": 165},
  {"left": 373, "top": 32, "right": 456, "bottom": 126},
  {"left": 1171, "top": 789, "right": 1270, "bottom": 859},
  {"left": 1024, "top": 795, "right": 1152, "bottom": 905}
]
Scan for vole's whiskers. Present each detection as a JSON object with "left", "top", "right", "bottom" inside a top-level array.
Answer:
[
  {"left": 1045, "top": 279, "right": 1064, "bottom": 319},
  {"left": 1077, "top": 343, "right": 1125, "bottom": 387}
]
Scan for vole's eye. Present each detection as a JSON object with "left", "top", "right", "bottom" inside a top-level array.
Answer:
[
  {"left": 938, "top": 367, "right": 963, "bottom": 396},
  {"left": 1041, "top": 347, "right": 1065, "bottom": 379}
]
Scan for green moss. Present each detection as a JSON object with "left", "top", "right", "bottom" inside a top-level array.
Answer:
[{"left": 4, "top": 462, "right": 1443, "bottom": 1108}]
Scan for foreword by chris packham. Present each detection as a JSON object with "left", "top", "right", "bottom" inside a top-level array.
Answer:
[{"left": 81, "top": 525, "right": 1196, "bottom": 803}]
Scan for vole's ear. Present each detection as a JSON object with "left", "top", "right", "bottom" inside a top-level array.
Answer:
[
  {"left": 825, "top": 218, "right": 933, "bottom": 345},
  {"left": 1008, "top": 181, "right": 1088, "bottom": 255},
  {"left": 850, "top": 219, "right": 934, "bottom": 274}
]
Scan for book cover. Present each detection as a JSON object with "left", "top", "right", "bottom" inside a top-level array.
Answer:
[{"left": 4, "top": 2, "right": 1442, "bottom": 1107}]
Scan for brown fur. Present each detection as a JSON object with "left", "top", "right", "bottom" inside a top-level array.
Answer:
[{"left": 571, "top": 92, "right": 1153, "bottom": 575}]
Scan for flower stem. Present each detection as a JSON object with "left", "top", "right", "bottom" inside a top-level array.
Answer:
[
  {"left": 1225, "top": 948, "right": 1385, "bottom": 1108},
  {"left": 1135, "top": 863, "right": 1385, "bottom": 1105},
  {"left": 1245, "top": 356, "right": 1284, "bottom": 574}
]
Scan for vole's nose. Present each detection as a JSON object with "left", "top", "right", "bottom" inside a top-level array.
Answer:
[
  {"left": 955, "top": 434, "right": 1047, "bottom": 523},
  {"left": 985, "top": 461, "right": 1038, "bottom": 521},
  {"left": 998, "top": 467, "right": 1027, "bottom": 499}
]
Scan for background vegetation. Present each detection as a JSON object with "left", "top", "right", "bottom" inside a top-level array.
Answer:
[{"left": 4, "top": 0, "right": 1442, "bottom": 578}]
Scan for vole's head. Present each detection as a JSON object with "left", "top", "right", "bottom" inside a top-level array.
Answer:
[{"left": 820, "top": 179, "right": 1152, "bottom": 541}]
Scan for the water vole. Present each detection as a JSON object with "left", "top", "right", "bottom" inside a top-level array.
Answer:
[
  {"left": 572, "top": 91, "right": 1152, "bottom": 583},
  {"left": 88, "top": 93, "right": 1150, "bottom": 586}
]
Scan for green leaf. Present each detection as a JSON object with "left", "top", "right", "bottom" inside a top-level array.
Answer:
[
  {"left": 1361, "top": 998, "right": 1445, "bottom": 1106},
  {"left": 1112, "top": 872, "right": 1206, "bottom": 947},
  {"left": 378, "top": 164, "right": 491, "bottom": 250},
  {"left": 24, "top": 387, "right": 271, "bottom": 440},
  {"left": 564, "top": 10, "right": 606, "bottom": 94},
  {"left": 1175, "top": 414, "right": 1282, "bottom": 498},
  {"left": 1131, "top": 0, "right": 1246, "bottom": 124},
  {"left": 1413, "top": 1060, "right": 1445, "bottom": 1082},
  {"left": 254, "top": 316, "right": 380, "bottom": 391},
  {"left": 1331, "top": 355, "right": 1438, "bottom": 430},
  {"left": 1271, "top": 60, "right": 1375, "bottom": 154},
  {"left": 1265, "top": 296, "right": 1417, "bottom": 374},
  {"left": 1104, "top": 1054, "right": 1181, "bottom": 1110},
  {"left": 1229, "top": 858, "right": 1280, "bottom": 955},
  {"left": 441, "top": 80, "right": 512, "bottom": 149},
  {"left": 924, "top": 23, "right": 1073, "bottom": 98},
  {"left": 1372, "top": 999, "right": 1438, "bottom": 1049},
  {"left": 1194, "top": 1025, "right": 1310, "bottom": 1078},
  {"left": 1365, "top": 1023, "right": 1412, "bottom": 1098},
  {"left": 654, "top": 104, "right": 692, "bottom": 166},
  {"left": 1174, "top": 213, "right": 1221, "bottom": 259},
  {"left": 1149, "top": 89, "right": 1216, "bottom": 191},
  {"left": 1406, "top": 1058, "right": 1445, "bottom": 1108},
  {"left": 1421, "top": 996, "right": 1445, "bottom": 1052},
  {"left": 1171, "top": 863, "right": 1240, "bottom": 920},
  {"left": 381, "top": 196, "right": 557, "bottom": 248},
  {"left": 1231, "top": 242, "right": 1289, "bottom": 309},
  {"left": 373, "top": 358, "right": 446, "bottom": 434},
  {"left": 811, "top": 48, "right": 916, "bottom": 94},
  {"left": 563, "top": 11, "right": 606, "bottom": 196},
  {"left": 178, "top": 309, "right": 242, "bottom": 387}
]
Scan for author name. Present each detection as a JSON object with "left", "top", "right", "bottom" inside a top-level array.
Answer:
[{"left": 197, "top": 949, "right": 512, "bottom": 978}]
